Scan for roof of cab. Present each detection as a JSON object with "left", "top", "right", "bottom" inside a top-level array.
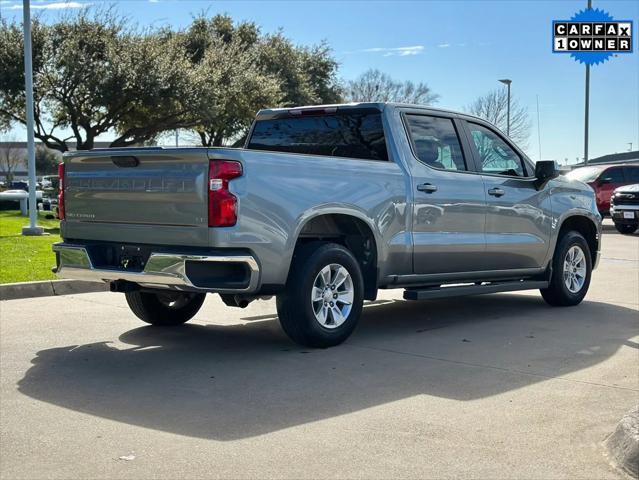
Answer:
[{"left": 255, "top": 102, "right": 485, "bottom": 123}]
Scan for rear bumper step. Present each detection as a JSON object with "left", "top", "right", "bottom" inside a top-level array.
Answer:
[
  {"left": 52, "top": 243, "right": 259, "bottom": 293},
  {"left": 403, "top": 280, "right": 549, "bottom": 301}
]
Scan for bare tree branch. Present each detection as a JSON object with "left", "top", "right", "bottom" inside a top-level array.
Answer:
[
  {"left": 344, "top": 69, "right": 439, "bottom": 105},
  {"left": 465, "top": 88, "right": 531, "bottom": 147}
]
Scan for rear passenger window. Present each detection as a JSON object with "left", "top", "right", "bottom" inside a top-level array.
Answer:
[
  {"left": 404, "top": 115, "right": 467, "bottom": 171},
  {"left": 247, "top": 111, "right": 388, "bottom": 161}
]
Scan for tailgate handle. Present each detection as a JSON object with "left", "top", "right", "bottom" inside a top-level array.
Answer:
[{"left": 111, "top": 156, "right": 140, "bottom": 168}]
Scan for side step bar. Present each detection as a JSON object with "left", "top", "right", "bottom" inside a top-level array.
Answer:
[{"left": 403, "top": 280, "right": 549, "bottom": 301}]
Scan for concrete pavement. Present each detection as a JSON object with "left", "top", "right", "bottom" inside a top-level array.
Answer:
[{"left": 1, "top": 220, "right": 637, "bottom": 479}]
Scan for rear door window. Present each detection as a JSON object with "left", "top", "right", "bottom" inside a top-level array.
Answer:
[
  {"left": 404, "top": 115, "right": 467, "bottom": 171},
  {"left": 247, "top": 111, "right": 388, "bottom": 161}
]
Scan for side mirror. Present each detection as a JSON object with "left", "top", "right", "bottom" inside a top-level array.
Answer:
[{"left": 534, "top": 160, "right": 559, "bottom": 188}]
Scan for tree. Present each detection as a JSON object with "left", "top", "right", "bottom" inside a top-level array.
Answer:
[
  {"left": 344, "top": 69, "right": 439, "bottom": 105},
  {"left": 466, "top": 88, "right": 531, "bottom": 146},
  {"left": 0, "top": 10, "right": 201, "bottom": 152},
  {"left": 0, "top": 11, "right": 342, "bottom": 150},
  {"left": 181, "top": 16, "right": 281, "bottom": 146},
  {"left": 0, "top": 137, "right": 24, "bottom": 184},
  {"left": 35, "top": 146, "right": 60, "bottom": 175},
  {"left": 182, "top": 15, "right": 342, "bottom": 146},
  {"left": 258, "top": 33, "right": 341, "bottom": 107}
]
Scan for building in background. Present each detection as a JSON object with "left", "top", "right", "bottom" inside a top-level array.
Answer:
[{"left": 572, "top": 151, "right": 639, "bottom": 168}]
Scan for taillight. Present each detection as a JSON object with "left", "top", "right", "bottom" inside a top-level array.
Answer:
[
  {"left": 208, "top": 160, "right": 242, "bottom": 227},
  {"left": 57, "top": 162, "right": 65, "bottom": 220}
]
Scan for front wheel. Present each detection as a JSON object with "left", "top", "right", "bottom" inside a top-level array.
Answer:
[
  {"left": 540, "top": 231, "right": 592, "bottom": 306},
  {"left": 276, "top": 242, "right": 364, "bottom": 348},
  {"left": 614, "top": 222, "right": 638, "bottom": 235},
  {"left": 125, "top": 290, "right": 206, "bottom": 326}
]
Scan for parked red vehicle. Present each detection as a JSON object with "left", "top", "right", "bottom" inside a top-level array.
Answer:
[{"left": 566, "top": 164, "right": 639, "bottom": 215}]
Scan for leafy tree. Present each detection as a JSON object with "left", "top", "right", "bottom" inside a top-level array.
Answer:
[
  {"left": 0, "top": 10, "right": 201, "bottom": 152},
  {"left": 258, "top": 33, "right": 341, "bottom": 107},
  {"left": 181, "top": 16, "right": 280, "bottom": 146},
  {"left": 344, "top": 69, "right": 439, "bottom": 105},
  {"left": 35, "top": 146, "right": 60, "bottom": 175},
  {"left": 0, "top": 11, "right": 341, "bottom": 150},
  {"left": 466, "top": 88, "right": 531, "bottom": 146},
  {"left": 182, "top": 15, "right": 341, "bottom": 146}
]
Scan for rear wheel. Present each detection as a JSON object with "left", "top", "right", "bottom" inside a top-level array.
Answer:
[
  {"left": 125, "top": 290, "right": 206, "bottom": 326},
  {"left": 614, "top": 222, "right": 638, "bottom": 234},
  {"left": 540, "top": 231, "right": 592, "bottom": 306},
  {"left": 276, "top": 242, "right": 364, "bottom": 348}
]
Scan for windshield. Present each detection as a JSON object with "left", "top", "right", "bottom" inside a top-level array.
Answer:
[{"left": 565, "top": 166, "right": 602, "bottom": 183}]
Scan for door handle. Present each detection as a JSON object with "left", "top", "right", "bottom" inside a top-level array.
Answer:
[
  {"left": 417, "top": 183, "right": 438, "bottom": 193},
  {"left": 488, "top": 188, "right": 505, "bottom": 197}
]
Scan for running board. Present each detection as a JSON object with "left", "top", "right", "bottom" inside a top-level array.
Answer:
[{"left": 403, "top": 280, "right": 549, "bottom": 301}]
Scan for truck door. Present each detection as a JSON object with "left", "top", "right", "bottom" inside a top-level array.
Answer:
[
  {"left": 403, "top": 113, "right": 487, "bottom": 274},
  {"left": 463, "top": 121, "right": 551, "bottom": 270}
]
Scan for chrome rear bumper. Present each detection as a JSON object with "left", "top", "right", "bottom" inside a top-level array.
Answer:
[{"left": 53, "top": 243, "right": 260, "bottom": 293}]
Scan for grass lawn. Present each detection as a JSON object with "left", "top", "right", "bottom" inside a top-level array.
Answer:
[{"left": 0, "top": 211, "right": 61, "bottom": 284}]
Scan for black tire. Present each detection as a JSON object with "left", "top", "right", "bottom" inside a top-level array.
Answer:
[
  {"left": 125, "top": 290, "right": 206, "bottom": 326},
  {"left": 540, "top": 231, "right": 592, "bottom": 306},
  {"left": 614, "top": 222, "right": 638, "bottom": 235},
  {"left": 276, "top": 242, "right": 364, "bottom": 348}
]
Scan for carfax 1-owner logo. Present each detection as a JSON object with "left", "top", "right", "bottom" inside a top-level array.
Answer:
[{"left": 553, "top": 8, "right": 633, "bottom": 65}]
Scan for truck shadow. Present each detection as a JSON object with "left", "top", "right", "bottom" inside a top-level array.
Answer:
[{"left": 17, "top": 294, "right": 638, "bottom": 441}]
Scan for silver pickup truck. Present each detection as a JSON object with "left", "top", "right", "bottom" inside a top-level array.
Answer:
[{"left": 53, "top": 103, "right": 601, "bottom": 347}]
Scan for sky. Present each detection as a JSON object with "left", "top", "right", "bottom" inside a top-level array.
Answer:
[{"left": 1, "top": 0, "right": 638, "bottom": 164}]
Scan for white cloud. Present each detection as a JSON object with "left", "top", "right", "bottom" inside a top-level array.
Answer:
[
  {"left": 9, "top": 1, "right": 89, "bottom": 10},
  {"left": 360, "top": 45, "right": 425, "bottom": 57},
  {"left": 437, "top": 43, "right": 450, "bottom": 48}
]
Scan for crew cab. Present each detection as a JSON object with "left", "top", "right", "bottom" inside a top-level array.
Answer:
[{"left": 53, "top": 103, "right": 602, "bottom": 347}]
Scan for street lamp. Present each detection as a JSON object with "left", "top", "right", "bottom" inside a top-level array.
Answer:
[
  {"left": 21, "top": 0, "right": 43, "bottom": 236},
  {"left": 498, "top": 79, "right": 512, "bottom": 137}
]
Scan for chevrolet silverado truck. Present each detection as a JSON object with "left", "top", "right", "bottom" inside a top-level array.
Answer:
[{"left": 53, "top": 103, "right": 602, "bottom": 347}]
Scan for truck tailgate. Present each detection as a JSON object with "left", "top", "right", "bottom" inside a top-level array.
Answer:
[{"left": 62, "top": 148, "right": 210, "bottom": 245}]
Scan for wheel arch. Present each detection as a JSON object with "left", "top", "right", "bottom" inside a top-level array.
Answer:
[
  {"left": 286, "top": 209, "right": 381, "bottom": 300},
  {"left": 555, "top": 212, "right": 601, "bottom": 268}
]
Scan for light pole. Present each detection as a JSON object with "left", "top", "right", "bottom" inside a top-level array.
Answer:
[
  {"left": 499, "top": 79, "right": 512, "bottom": 137},
  {"left": 584, "top": 0, "right": 592, "bottom": 166},
  {"left": 21, "top": 0, "right": 43, "bottom": 236}
]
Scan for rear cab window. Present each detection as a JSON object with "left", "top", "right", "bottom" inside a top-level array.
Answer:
[{"left": 246, "top": 109, "right": 388, "bottom": 161}]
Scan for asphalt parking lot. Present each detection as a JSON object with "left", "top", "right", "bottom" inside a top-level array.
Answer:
[{"left": 1, "top": 220, "right": 637, "bottom": 480}]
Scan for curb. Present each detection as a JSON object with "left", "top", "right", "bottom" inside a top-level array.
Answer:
[
  {"left": 605, "top": 405, "right": 639, "bottom": 478},
  {"left": 0, "top": 279, "right": 108, "bottom": 301}
]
